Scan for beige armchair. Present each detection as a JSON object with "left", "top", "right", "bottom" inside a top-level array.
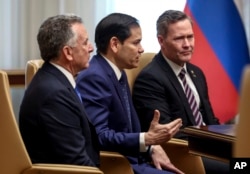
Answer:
[
  {"left": 234, "top": 65, "right": 250, "bottom": 157},
  {"left": 25, "top": 59, "right": 44, "bottom": 88},
  {"left": 162, "top": 138, "right": 205, "bottom": 174},
  {"left": 125, "top": 52, "right": 156, "bottom": 93},
  {"left": 0, "top": 70, "right": 103, "bottom": 174},
  {"left": 100, "top": 151, "right": 133, "bottom": 174}
]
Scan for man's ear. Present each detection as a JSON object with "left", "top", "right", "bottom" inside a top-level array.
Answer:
[
  {"left": 110, "top": 36, "right": 120, "bottom": 53},
  {"left": 157, "top": 35, "right": 164, "bottom": 46},
  {"left": 62, "top": 45, "right": 73, "bottom": 61}
]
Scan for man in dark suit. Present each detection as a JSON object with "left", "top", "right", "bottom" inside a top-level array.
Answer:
[
  {"left": 133, "top": 10, "right": 220, "bottom": 138},
  {"left": 76, "top": 13, "right": 183, "bottom": 174},
  {"left": 19, "top": 14, "right": 99, "bottom": 167},
  {"left": 132, "top": 10, "right": 229, "bottom": 173}
]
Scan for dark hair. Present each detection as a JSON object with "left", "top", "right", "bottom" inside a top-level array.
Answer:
[
  {"left": 156, "top": 10, "right": 192, "bottom": 37},
  {"left": 95, "top": 13, "right": 140, "bottom": 54},
  {"left": 37, "top": 14, "right": 82, "bottom": 62}
]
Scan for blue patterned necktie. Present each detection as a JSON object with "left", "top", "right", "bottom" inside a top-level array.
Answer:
[
  {"left": 119, "top": 71, "right": 132, "bottom": 131},
  {"left": 74, "top": 87, "right": 83, "bottom": 103},
  {"left": 178, "top": 68, "right": 204, "bottom": 126}
]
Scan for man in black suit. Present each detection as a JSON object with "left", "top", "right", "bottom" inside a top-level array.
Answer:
[
  {"left": 133, "top": 10, "right": 229, "bottom": 173},
  {"left": 133, "top": 10, "right": 219, "bottom": 138},
  {"left": 19, "top": 14, "right": 99, "bottom": 167}
]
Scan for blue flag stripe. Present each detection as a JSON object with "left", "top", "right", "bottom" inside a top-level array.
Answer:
[{"left": 186, "top": 0, "right": 250, "bottom": 91}]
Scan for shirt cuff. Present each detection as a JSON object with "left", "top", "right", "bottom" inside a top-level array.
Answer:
[{"left": 139, "top": 132, "right": 149, "bottom": 152}]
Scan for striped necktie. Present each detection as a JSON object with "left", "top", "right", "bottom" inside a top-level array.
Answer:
[{"left": 178, "top": 68, "right": 204, "bottom": 126}]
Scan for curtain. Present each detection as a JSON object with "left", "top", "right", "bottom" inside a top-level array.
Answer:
[
  {"left": 0, "top": 0, "right": 114, "bottom": 119},
  {"left": 0, "top": 0, "right": 114, "bottom": 69}
]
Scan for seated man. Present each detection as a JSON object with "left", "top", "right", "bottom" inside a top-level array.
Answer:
[
  {"left": 132, "top": 10, "right": 229, "bottom": 174},
  {"left": 19, "top": 14, "right": 99, "bottom": 166},
  {"left": 132, "top": 10, "right": 220, "bottom": 139},
  {"left": 76, "top": 12, "right": 183, "bottom": 174}
]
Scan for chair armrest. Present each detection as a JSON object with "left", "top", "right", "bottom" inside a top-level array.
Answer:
[
  {"left": 161, "top": 138, "right": 205, "bottom": 174},
  {"left": 22, "top": 163, "right": 103, "bottom": 174},
  {"left": 100, "top": 151, "right": 134, "bottom": 174}
]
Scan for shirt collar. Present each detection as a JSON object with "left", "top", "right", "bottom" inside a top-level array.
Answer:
[
  {"left": 162, "top": 54, "right": 187, "bottom": 76},
  {"left": 49, "top": 62, "right": 76, "bottom": 88},
  {"left": 102, "top": 55, "right": 122, "bottom": 80}
]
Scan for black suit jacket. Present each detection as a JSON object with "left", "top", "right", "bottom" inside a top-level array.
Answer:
[
  {"left": 19, "top": 62, "right": 99, "bottom": 166},
  {"left": 133, "top": 52, "right": 219, "bottom": 139}
]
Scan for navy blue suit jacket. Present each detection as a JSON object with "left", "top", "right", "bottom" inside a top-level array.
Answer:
[
  {"left": 78, "top": 54, "right": 166, "bottom": 166},
  {"left": 19, "top": 62, "right": 99, "bottom": 166},
  {"left": 76, "top": 54, "right": 141, "bottom": 158},
  {"left": 133, "top": 52, "right": 219, "bottom": 139},
  {"left": 76, "top": 54, "right": 179, "bottom": 174}
]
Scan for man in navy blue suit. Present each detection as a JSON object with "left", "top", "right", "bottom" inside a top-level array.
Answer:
[{"left": 76, "top": 13, "right": 183, "bottom": 174}]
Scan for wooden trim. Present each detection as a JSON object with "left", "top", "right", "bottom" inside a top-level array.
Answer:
[
  {"left": 182, "top": 125, "right": 235, "bottom": 162},
  {"left": 4, "top": 69, "right": 25, "bottom": 87}
]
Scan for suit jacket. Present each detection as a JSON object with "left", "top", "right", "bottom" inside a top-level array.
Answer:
[
  {"left": 19, "top": 62, "right": 99, "bottom": 166},
  {"left": 76, "top": 54, "right": 148, "bottom": 165},
  {"left": 133, "top": 52, "right": 219, "bottom": 139}
]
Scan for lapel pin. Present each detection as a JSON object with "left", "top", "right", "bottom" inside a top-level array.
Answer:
[{"left": 191, "top": 70, "right": 196, "bottom": 77}]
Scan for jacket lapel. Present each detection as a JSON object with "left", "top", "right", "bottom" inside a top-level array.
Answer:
[
  {"left": 95, "top": 55, "right": 140, "bottom": 132},
  {"left": 95, "top": 55, "right": 128, "bottom": 114},
  {"left": 156, "top": 53, "right": 197, "bottom": 125},
  {"left": 43, "top": 62, "right": 91, "bottom": 123}
]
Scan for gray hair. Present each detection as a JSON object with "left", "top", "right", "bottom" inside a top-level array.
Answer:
[
  {"left": 156, "top": 10, "right": 192, "bottom": 37},
  {"left": 37, "top": 14, "right": 83, "bottom": 61}
]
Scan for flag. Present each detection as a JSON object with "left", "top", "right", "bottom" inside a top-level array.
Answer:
[{"left": 184, "top": 0, "right": 250, "bottom": 123}]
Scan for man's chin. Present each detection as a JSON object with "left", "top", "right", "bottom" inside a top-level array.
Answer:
[
  {"left": 182, "top": 56, "right": 192, "bottom": 62},
  {"left": 131, "top": 64, "right": 139, "bottom": 69},
  {"left": 82, "top": 63, "right": 90, "bottom": 70}
]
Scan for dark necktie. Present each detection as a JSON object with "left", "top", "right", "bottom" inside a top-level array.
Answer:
[
  {"left": 119, "top": 71, "right": 132, "bottom": 131},
  {"left": 178, "top": 68, "right": 204, "bottom": 126}
]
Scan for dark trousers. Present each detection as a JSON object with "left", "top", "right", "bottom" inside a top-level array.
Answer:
[
  {"left": 202, "top": 157, "right": 230, "bottom": 174},
  {"left": 132, "top": 163, "right": 174, "bottom": 174}
]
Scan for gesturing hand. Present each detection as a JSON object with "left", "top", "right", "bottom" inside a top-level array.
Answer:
[{"left": 145, "top": 110, "right": 182, "bottom": 145}]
